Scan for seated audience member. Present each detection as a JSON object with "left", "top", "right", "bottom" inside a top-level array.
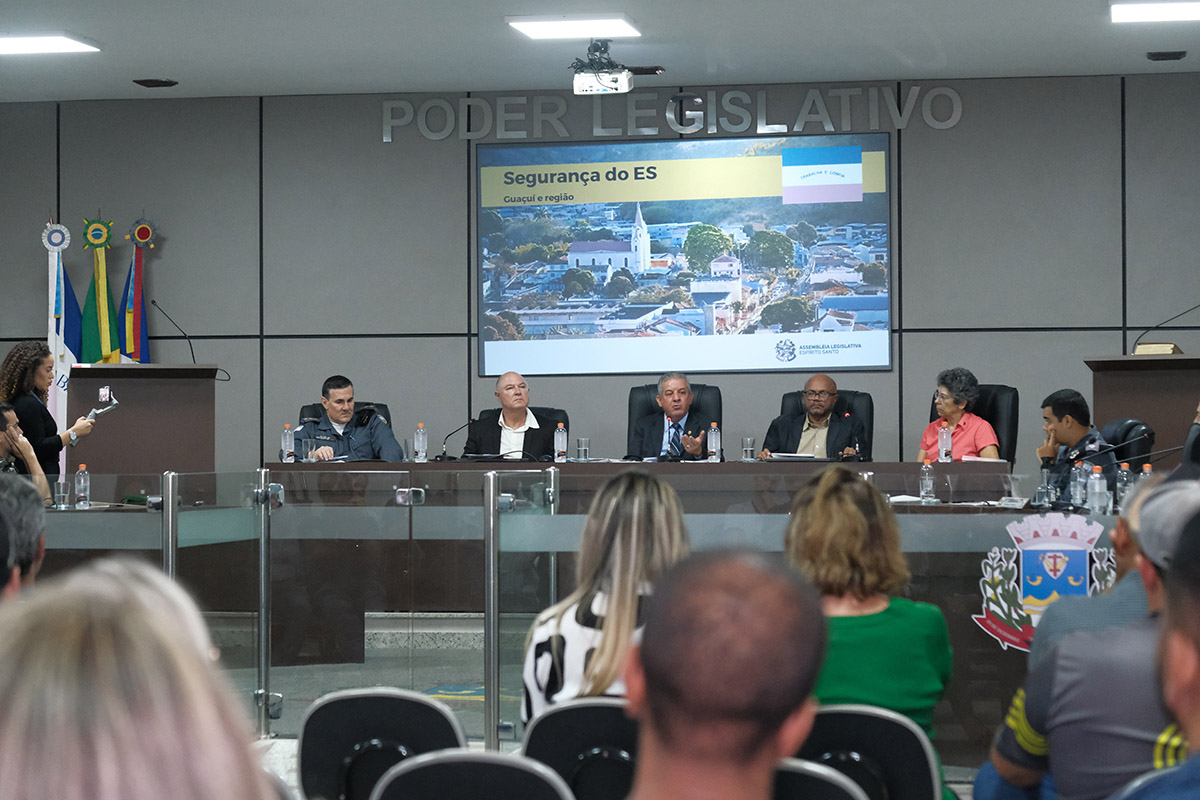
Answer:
[
  {"left": 0, "top": 402, "right": 50, "bottom": 503},
  {"left": 0, "top": 340, "right": 94, "bottom": 479},
  {"left": 291, "top": 374, "right": 403, "bottom": 462},
  {"left": 785, "top": 466, "right": 955, "bottom": 799},
  {"left": 0, "top": 557, "right": 275, "bottom": 800},
  {"left": 758, "top": 373, "right": 864, "bottom": 460},
  {"left": 0, "top": 475, "right": 46, "bottom": 590},
  {"left": 626, "top": 372, "right": 714, "bottom": 461},
  {"left": 1035, "top": 388, "right": 1116, "bottom": 497},
  {"left": 1119, "top": 506, "right": 1200, "bottom": 798},
  {"left": 0, "top": 513, "right": 20, "bottom": 600},
  {"left": 984, "top": 480, "right": 1200, "bottom": 800},
  {"left": 623, "top": 550, "right": 825, "bottom": 800},
  {"left": 522, "top": 470, "right": 689, "bottom": 722},
  {"left": 463, "top": 371, "right": 554, "bottom": 460},
  {"left": 917, "top": 367, "right": 999, "bottom": 461}
]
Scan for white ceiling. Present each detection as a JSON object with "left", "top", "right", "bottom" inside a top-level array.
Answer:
[{"left": 3, "top": 0, "right": 1200, "bottom": 103}]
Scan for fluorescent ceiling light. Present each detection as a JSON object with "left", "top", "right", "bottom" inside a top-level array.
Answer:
[
  {"left": 507, "top": 14, "right": 640, "bottom": 39},
  {"left": 0, "top": 34, "right": 99, "bottom": 54},
  {"left": 1112, "top": 2, "right": 1200, "bottom": 22}
]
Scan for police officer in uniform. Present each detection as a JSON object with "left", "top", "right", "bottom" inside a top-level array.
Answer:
[
  {"left": 293, "top": 375, "right": 404, "bottom": 462},
  {"left": 1036, "top": 388, "right": 1115, "bottom": 499}
]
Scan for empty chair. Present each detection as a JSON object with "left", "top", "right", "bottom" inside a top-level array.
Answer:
[
  {"left": 1100, "top": 418, "right": 1155, "bottom": 470},
  {"left": 298, "top": 687, "right": 466, "bottom": 800},
  {"left": 795, "top": 704, "right": 941, "bottom": 800},
  {"left": 926, "top": 383, "right": 1019, "bottom": 464},
  {"left": 774, "top": 758, "right": 871, "bottom": 800},
  {"left": 523, "top": 698, "right": 639, "bottom": 800},
  {"left": 779, "top": 388, "right": 875, "bottom": 461},
  {"left": 369, "top": 750, "right": 573, "bottom": 800}
]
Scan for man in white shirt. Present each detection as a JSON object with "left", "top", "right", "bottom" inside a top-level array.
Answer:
[{"left": 463, "top": 372, "right": 555, "bottom": 460}]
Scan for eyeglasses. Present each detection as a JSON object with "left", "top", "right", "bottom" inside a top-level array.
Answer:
[
  {"left": 933, "top": 391, "right": 954, "bottom": 403},
  {"left": 802, "top": 390, "right": 835, "bottom": 400}
]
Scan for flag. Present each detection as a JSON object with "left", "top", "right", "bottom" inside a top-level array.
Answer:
[
  {"left": 118, "top": 254, "right": 149, "bottom": 363},
  {"left": 80, "top": 217, "right": 121, "bottom": 364},
  {"left": 781, "top": 146, "right": 863, "bottom": 204},
  {"left": 42, "top": 222, "right": 81, "bottom": 475}
]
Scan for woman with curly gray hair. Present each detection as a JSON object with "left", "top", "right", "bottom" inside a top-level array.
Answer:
[{"left": 916, "top": 366, "right": 999, "bottom": 461}]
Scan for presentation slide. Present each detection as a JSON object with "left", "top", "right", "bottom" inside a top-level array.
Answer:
[{"left": 477, "top": 133, "right": 891, "bottom": 376}]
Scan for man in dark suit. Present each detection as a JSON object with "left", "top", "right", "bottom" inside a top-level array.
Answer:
[
  {"left": 757, "top": 373, "right": 864, "bottom": 460},
  {"left": 463, "top": 371, "right": 555, "bottom": 460},
  {"left": 626, "top": 372, "right": 715, "bottom": 460}
]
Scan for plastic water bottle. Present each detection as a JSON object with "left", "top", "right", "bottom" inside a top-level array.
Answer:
[
  {"left": 74, "top": 463, "right": 91, "bottom": 509},
  {"left": 413, "top": 423, "right": 428, "bottom": 463},
  {"left": 1070, "top": 461, "right": 1088, "bottom": 506},
  {"left": 554, "top": 423, "right": 567, "bottom": 463},
  {"left": 281, "top": 423, "right": 295, "bottom": 463},
  {"left": 1114, "top": 463, "right": 1133, "bottom": 511},
  {"left": 937, "top": 421, "right": 952, "bottom": 462},
  {"left": 1140, "top": 463, "right": 1154, "bottom": 487},
  {"left": 920, "top": 460, "right": 936, "bottom": 504},
  {"left": 1087, "top": 465, "right": 1107, "bottom": 514},
  {"left": 707, "top": 422, "right": 721, "bottom": 462}
]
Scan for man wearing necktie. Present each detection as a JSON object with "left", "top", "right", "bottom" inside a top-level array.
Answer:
[{"left": 626, "top": 373, "right": 714, "bottom": 460}]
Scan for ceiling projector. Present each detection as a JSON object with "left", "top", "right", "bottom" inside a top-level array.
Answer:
[{"left": 573, "top": 69, "right": 633, "bottom": 95}]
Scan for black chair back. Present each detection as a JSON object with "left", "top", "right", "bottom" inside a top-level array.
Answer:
[
  {"left": 523, "top": 698, "right": 638, "bottom": 800},
  {"left": 627, "top": 382, "right": 722, "bottom": 455},
  {"left": 299, "top": 688, "right": 466, "bottom": 800},
  {"left": 780, "top": 389, "right": 875, "bottom": 461},
  {"left": 774, "top": 758, "right": 872, "bottom": 800},
  {"left": 299, "top": 401, "right": 393, "bottom": 429},
  {"left": 370, "top": 750, "right": 574, "bottom": 800},
  {"left": 795, "top": 704, "right": 941, "bottom": 800},
  {"left": 927, "top": 383, "right": 1019, "bottom": 464},
  {"left": 1099, "top": 418, "right": 1155, "bottom": 469},
  {"left": 476, "top": 405, "right": 570, "bottom": 433}
]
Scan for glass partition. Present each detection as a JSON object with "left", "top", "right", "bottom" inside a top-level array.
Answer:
[{"left": 42, "top": 472, "right": 166, "bottom": 572}]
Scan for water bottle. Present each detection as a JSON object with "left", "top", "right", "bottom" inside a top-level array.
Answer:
[
  {"left": 920, "top": 460, "right": 936, "bottom": 504},
  {"left": 74, "top": 463, "right": 91, "bottom": 509},
  {"left": 1114, "top": 463, "right": 1133, "bottom": 511},
  {"left": 413, "top": 423, "right": 428, "bottom": 463},
  {"left": 1087, "top": 465, "right": 1107, "bottom": 514},
  {"left": 937, "top": 421, "right": 952, "bottom": 462},
  {"left": 281, "top": 423, "right": 295, "bottom": 463},
  {"left": 554, "top": 423, "right": 567, "bottom": 463},
  {"left": 1070, "top": 461, "right": 1088, "bottom": 506},
  {"left": 707, "top": 422, "right": 721, "bottom": 462},
  {"left": 1140, "top": 463, "right": 1154, "bottom": 486}
]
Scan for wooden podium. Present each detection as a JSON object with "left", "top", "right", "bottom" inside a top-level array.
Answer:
[
  {"left": 66, "top": 363, "right": 219, "bottom": 475},
  {"left": 1085, "top": 355, "right": 1200, "bottom": 471}
]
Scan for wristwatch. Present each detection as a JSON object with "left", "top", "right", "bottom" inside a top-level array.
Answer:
[{"left": 68, "top": 430, "right": 78, "bottom": 447}]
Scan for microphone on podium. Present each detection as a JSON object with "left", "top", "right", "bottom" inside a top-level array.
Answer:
[
  {"left": 435, "top": 419, "right": 473, "bottom": 461},
  {"left": 150, "top": 299, "right": 197, "bottom": 364}
]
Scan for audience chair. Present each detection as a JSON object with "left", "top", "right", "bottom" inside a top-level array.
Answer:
[
  {"left": 774, "top": 758, "right": 872, "bottom": 800},
  {"left": 298, "top": 687, "right": 466, "bottom": 800},
  {"left": 522, "top": 697, "right": 638, "bottom": 800},
  {"left": 369, "top": 749, "right": 574, "bottom": 800},
  {"left": 299, "top": 401, "right": 393, "bottom": 429},
  {"left": 476, "top": 405, "right": 570, "bottom": 433},
  {"left": 626, "top": 382, "right": 723, "bottom": 456},
  {"left": 794, "top": 704, "right": 941, "bottom": 800},
  {"left": 780, "top": 389, "right": 875, "bottom": 461},
  {"left": 927, "top": 383, "right": 1020, "bottom": 464},
  {"left": 1099, "top": 418, "right": 1155, "bottom": 470}
]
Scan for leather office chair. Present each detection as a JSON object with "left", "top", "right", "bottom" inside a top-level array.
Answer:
[
  {"left": 927, "top": 383, "right": 1019, "bottom": 464},
  {"left": 299, "top": 401, "right": 393, "bottom": 428},
  {"left": 370, "top": 750, "right": 573, "bottom": 800},
  {"left": 523, "top": 698, "right": 638, "bottom": 800},
  {"left": 780, "top": 389, "right": 875, "bottom": 461},
  {"left": 298, "top": 687, "right": 466, "bottom": 800},
  {"left": 774, "top": 758, "right": 871, "bottom": 800},
  {"left": 476, "top": 405, "right": 570, "bottom": 433},
  {"left": 1099, "top": 418, "right": 1155, "bottom": 469},
  {"left": 626, "top": 382, "right": 723, "bottom": 456},
  {"left": 794, "top": 704, "right": 942, "bottom": 800}
]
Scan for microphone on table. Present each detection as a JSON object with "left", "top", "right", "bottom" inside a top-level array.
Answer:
[
  {"left": 434, "top": 419, "right": 473, "bottom": 461},
  {"left": 151, "top": 299, "right": 197, "bottom": 364},
  {"left": 1130, "top": 299, "right": 1200, "bottom": 351}
]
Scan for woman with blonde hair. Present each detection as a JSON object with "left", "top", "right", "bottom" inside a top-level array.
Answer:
[
  {"left": 522, "top": 469, "right": 690, "bottom": 722},
  {"left": 786, "top": 467, "right": 952, "bottom": 758},
  {"left": 0, "top": 558, "right": 275, "bottom": 800}
]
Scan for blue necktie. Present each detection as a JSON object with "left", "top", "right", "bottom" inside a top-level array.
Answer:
[{"left": 669, "top": 422, "right": 682, "bottom": 456}]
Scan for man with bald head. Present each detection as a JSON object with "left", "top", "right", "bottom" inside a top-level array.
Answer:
[
  {"left": 758, "top": 373, "right": 866, "bottom": 460},
  {"left": 624, "top": 550, "right": 826, "bottom": 800},
  {"left": 463, "top": 371, "right": 556, "bottom": 460}
]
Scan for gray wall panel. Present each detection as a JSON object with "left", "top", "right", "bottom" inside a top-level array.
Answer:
[
  {"left": 900, "top": 77, "right": 1122, "bottom": 329},
  {"left": 58, "top": 98, "right": 260, "bottom": 337},
  {"left": 0, "top": 103, "right": 60, "bottom": 338},
  {"left": 262, "top": 94, "right": 470, "bottom": 336}
]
